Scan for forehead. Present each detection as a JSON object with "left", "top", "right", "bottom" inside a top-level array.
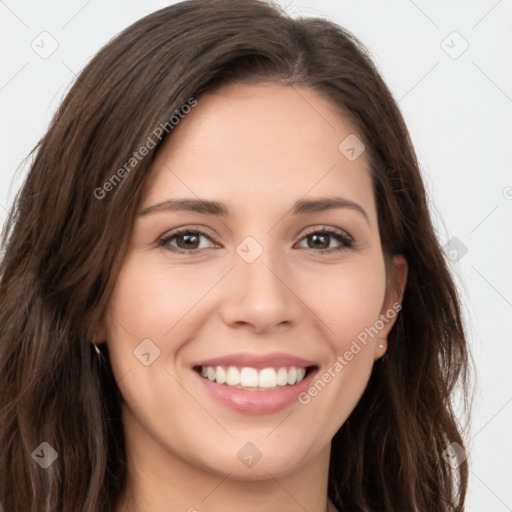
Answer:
[{"left": 143, "top": 82, "right": 375, "bottom": 222}]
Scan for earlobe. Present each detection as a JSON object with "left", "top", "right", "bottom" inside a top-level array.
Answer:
[
  {"left": 92, "top": 315, "right": 107, "bottom": 345},
  {"left": 374, "top": 254, "right": 408, "bottom": 360},
  {"left": 388, "top": 254, "right": 408, "bottom": 307},
  {"left": 381, "top": 254, "right": 407, "bottom": 317}
]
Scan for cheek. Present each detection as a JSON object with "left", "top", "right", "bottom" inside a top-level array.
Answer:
[
  {"left": 106, "top": 249, "right": 387, "bottom": 361},
  {"left": 301, "top": 258, "right": 387, "bottom": 349},
  {"left": 295, "top": 261, "right": 385, "bottom": 416},
  {"left": 103, "top": 255, "right": 220, "bottom": 445},
  {"left": 106, "top": 253, "right": 215, "bottom": 339},
  {"left": 103, "top": 253, "right": 203, "bottom": 390}
]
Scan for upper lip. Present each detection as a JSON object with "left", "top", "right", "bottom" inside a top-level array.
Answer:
[{"left": 192, "top": 352, "right": 318, "bottom": 369}]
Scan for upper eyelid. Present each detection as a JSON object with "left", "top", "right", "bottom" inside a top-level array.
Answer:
[
  {"left": 300, "top": 225, "right": 352, "bottom": 238},
  {"left": 158, "top": 225, "right": 353, "bottom": 247},
  {"left": 160, "top": 225, "right": 219, "bottom": 242}
]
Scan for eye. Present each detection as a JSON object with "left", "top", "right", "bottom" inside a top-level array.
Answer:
[
  {"left": 295, "top": 226, "right": 354, "bottom": 253},
  {"left": 157, "top": 226, "right": 354, "bottom": 254},
  {"left": 158, "top": 228, "right": 218, "bottom": 253}
]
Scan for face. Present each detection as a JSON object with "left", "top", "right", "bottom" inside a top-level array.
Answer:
[{"left": 95, "top": 83, "right": 407, "bottom": 481}]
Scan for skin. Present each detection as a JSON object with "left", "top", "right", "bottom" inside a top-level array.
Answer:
[{"left": 94, "top": 82, "right": 407, "bottom": 512}]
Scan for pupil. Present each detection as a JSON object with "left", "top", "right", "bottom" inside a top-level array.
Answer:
[
  {"left": 175, "top": 233, "right": 331, "bottom": 251},
  {"left": 310, "top": 234, "right": 328, "bottom": 249},
  {"left": 179, "top": 234, "right": 199, "bottom": 249}
]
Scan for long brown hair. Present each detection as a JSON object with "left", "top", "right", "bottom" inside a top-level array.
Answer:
[{"left": 0, "top": 1, "right": 470, "bottom": 510}]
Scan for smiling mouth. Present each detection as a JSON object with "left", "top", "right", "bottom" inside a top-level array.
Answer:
[{"left": 193, "top": 365, "right": 318, "bottom": 391}]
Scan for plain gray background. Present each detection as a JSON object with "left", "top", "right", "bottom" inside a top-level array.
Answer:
[{"left": 1, "top": 1, "right": 511, "bottom": 510}]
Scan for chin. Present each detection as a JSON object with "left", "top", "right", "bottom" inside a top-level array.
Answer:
[{"left": 185, "top": 432, "right": 324, "bottom": 481}]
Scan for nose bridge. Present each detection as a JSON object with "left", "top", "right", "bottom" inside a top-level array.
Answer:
[
  {"left": 220, "top": 233, "right": 300, "bottom": 330},
  {"left": 235, "top": 233, "right": 287, "bottom": 300}
]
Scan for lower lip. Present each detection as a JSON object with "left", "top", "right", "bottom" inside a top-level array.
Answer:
[{"left": 193, "top": 368, "right": 318, "bottom": 415}]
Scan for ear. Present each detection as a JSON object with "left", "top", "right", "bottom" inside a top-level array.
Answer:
[
  {"left": 374, "top": 254, "right": 407, "bottom": 360},
  {"left": 92, "top": 313, "right": 107, "bottom": 345}
]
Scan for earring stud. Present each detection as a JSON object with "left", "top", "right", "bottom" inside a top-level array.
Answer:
[
  {"left": 378, "top": 344, "right": 384, "bottom": 349},
  {"left": 93, "top": 344, "right": 105, "bottom": 363}
]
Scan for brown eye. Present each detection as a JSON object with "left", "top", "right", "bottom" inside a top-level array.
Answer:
[
  {"left": 158, "top": 226, "right": 353, "bottom": 255},
  {"left": 158, "top": 228, "right": 216, "bottom": 253},
  {"left": 297, "top": 227, "right": 354, "bottom": 253},
  {"left": 307, "top": 233, "right": 330, "bottom": 249},
  {"left": 175, "top": 232, "right": 201, "bottom": 250}
]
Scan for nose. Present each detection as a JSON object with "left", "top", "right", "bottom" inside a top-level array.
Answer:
[{"left": 219, "top": 243, "right": 303, "bottom": 334}]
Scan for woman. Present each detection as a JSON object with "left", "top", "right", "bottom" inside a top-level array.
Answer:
[{"left": 0, "top": 0, "right": 470, "bottom": 511}]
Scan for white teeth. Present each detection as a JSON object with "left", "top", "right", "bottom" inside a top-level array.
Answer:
[
  {"left": 226, "top": 366, "right": 240, "bottom": 386},
  {"left": 215, "top": 366, "right": 226, "bottom": 384},
  {"left": 240, "top": 367, "right": 259, "bottom": 387},
  {"left": 198, "top": 365, "right": 309, "bottom": 389},
  {"left": 276, "top": 367, "right": 288, "bottom": 386},
  {"left": 258, "top": 368, "right": 277, "bottom": 388}
]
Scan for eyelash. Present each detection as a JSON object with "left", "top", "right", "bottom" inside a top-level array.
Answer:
[{"left": 157, "top": 226, "right": 354, "bottom": 254}]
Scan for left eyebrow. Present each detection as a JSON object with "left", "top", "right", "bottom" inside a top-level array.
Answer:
[
  {"left": 139, "top": 196, "right": 370, "bottom": 225},
  {"left": 292, "top": 197, "right": 370, "bottom": 225}
]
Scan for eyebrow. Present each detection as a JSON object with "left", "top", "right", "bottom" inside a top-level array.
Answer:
[{"left": 139, "top": 196, "right": 370, "bottom": 224}]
